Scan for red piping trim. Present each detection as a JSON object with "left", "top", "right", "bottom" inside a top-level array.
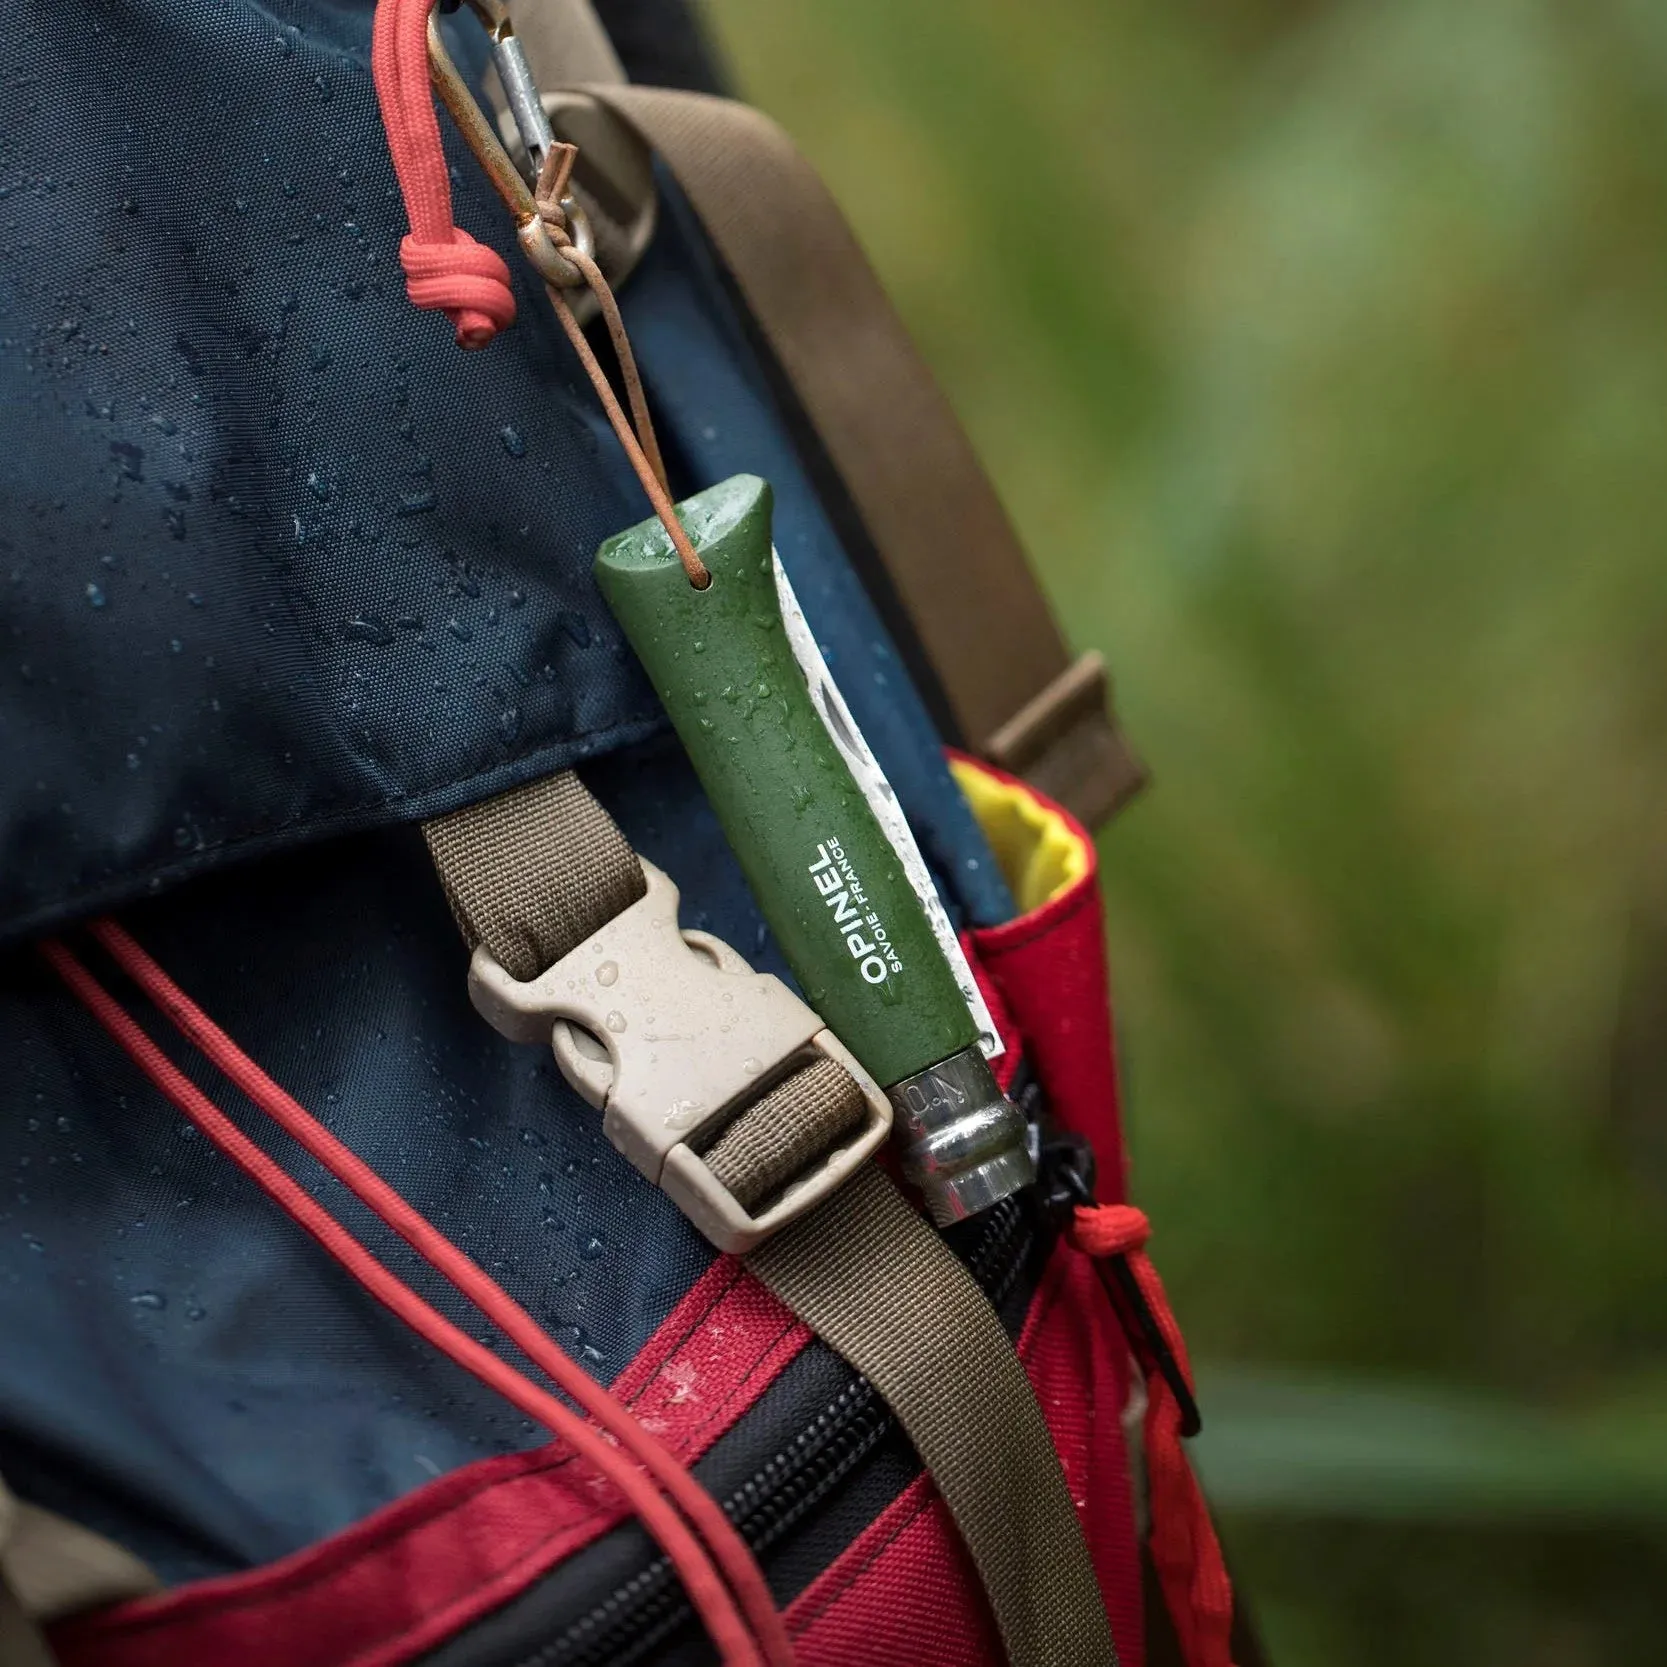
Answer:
[{"left": 945, "top": 747, "right": 1101, "bottom": 953}]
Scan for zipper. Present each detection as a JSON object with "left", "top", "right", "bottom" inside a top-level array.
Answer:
[{"left": 518, "top": 1194, "right": 1034, "bottom": 1667}]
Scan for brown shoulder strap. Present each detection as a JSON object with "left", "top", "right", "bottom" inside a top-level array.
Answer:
[
  {"left": 590, "top": 85, "right": 1144, "bottom": 827},
  {"left": 500, "top": 0, "right": 1143, "bottom": 826}
]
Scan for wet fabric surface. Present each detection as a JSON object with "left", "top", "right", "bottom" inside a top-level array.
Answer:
[
  {"left": 0, "top": 740, "right": 768, "bottom": 1582},
  {"left": 0, "top": 0, "right": 1014, "bottom": 1587},
  {"left": 0, "top": 0, "right": 1011, "bottom": 939},
  {"left": 2, "top": 0, "right": 660, "bottom": 941}
]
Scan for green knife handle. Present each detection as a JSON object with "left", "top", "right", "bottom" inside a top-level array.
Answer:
[{"left": 595, "top": 474, "right": 976, "bottom": 1089}]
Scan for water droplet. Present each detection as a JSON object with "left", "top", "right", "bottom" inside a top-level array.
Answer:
[
  {"left": 85, "top": 582, "right": 106, "bottom": 608},
  {"left": 497, "top": 703, "right": 521, "bottom": 744},
  {"left": 498, "top": 425, "right": 526, "bottom": 458},
  {"left": 306, "top": 470, "right": 331, "bottom": 503},
  {"left": 595, "top": 961, "right": 618, "bottom": 987},
  {"left": 577, "top": 1232, "right": 606, "bottom": 1261},
  {"left": 185, "top": 1303, "right": 208, "bottom": 1322},
  {"left": 557, "top": 611, "right": 591, "bottom": 649},
  {"left": 342, "top": 614, "right": 394, "bottom": 647},
  {"left": 445, "top": 617, "right": 473, "bottom": 643},
  {"left": 130, "top": 1290, "right": 167, "bottom": 1311},
  {"left": 604, "top": 1010, "right": 628, "bottom": 1034},
  {"left": 398, "top": 489, "right": 437, "bottom": 517},
  {"left": 519, "top": 1127, "right": 545, "bottom": 1147},
  {"left": 164, "top": 509, "right": 187, "bottom": 541},
  {"left": 741, "top": 1057, "right": 761, "bottom": 1075}
]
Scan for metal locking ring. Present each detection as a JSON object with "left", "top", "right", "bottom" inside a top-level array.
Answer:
[{"left": 516, "top": 196, "right": 596, "bottom": 288}]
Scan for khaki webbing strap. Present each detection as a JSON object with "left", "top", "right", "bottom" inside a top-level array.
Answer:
[
  {"left": 0, "top": 1582, "right": 54, "bottom": 1667},
  {"left": 423, "top": 773, "right": 645, "bottom": 980},
  {"left": 0, "top": 1480, "right": 50, "bottom": 1667},
  {"left": 702, "top": 1054, "right": 866, "bottom": 1210},
  {"left": 749, "top": 1163, "right": 1114, "bottom": 1664},
  {"left": 575, "top": 82, "right": 1145, "bottom": 829},
  {"left": 423, "top": 773, "right": 1115, "bottom": 1664}
]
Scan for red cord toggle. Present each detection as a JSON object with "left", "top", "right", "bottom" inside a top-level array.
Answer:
[
  {"left": 1069, "top": 1204, "right": 1237, "bottom": 1667},
  {"left": 400, "top": 231, "right": 516, "bottom": 348},
  {"left": 372, "top": 0, "right": 516, "bottom": 347},
  {"left": 1068, "top": 1199, "right": 1151, "bottom": 1260}
]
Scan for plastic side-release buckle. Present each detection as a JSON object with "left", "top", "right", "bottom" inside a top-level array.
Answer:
[{"left": 467, "top": 861, "right": 891, "bottom": 1253}]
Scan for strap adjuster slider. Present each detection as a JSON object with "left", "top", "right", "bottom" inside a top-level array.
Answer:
[{"left": 468, "top": 861, "right": 891, "bottom": 1252}]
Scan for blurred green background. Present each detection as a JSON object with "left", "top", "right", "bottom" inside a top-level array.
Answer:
[{"left": 698, "top": 0, "right": 1667, "bottom": 1660}]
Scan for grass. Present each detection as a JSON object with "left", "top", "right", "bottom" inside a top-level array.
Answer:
[{"left": 699, "top": 0, "right": 1667, "bottom": 1659}]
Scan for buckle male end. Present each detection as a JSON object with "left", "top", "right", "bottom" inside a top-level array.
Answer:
[{"left": 467, "top": 861, "right": 890, "bottom": 1252}]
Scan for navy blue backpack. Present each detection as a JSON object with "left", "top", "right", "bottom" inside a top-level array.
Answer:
[{"left": 0, "top": 3, "right": 1237, "bottom": 1664}]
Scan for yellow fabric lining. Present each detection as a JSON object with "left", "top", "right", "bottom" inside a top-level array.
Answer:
[{"left": 950, "top": 758, "right": 1091, "bottom": 915}]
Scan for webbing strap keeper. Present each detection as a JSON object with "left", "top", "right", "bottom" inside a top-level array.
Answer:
[{"left": 984, "top": 650, "right": 1149, "bottom": 831}]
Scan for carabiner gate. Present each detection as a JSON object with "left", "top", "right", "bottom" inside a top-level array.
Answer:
[{"left": 426, "top": 0, "right": 594, "bottom": 286}]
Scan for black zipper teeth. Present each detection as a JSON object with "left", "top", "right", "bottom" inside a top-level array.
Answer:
[{"left": 517, "top": 1196, "right": 1032, "bottom": 1667}]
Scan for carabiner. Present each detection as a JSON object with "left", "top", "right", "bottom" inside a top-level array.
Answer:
[{"left": 426, "top": 0, "right": 594, "bottom": 286}]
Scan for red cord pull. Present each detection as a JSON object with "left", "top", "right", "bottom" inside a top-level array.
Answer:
[
  {"left": 372, "top": 0, "right": 516, "bottom": 346},
  {"left": 1070, "top": 1203, "right": 1236, "bottom": 1667}
]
